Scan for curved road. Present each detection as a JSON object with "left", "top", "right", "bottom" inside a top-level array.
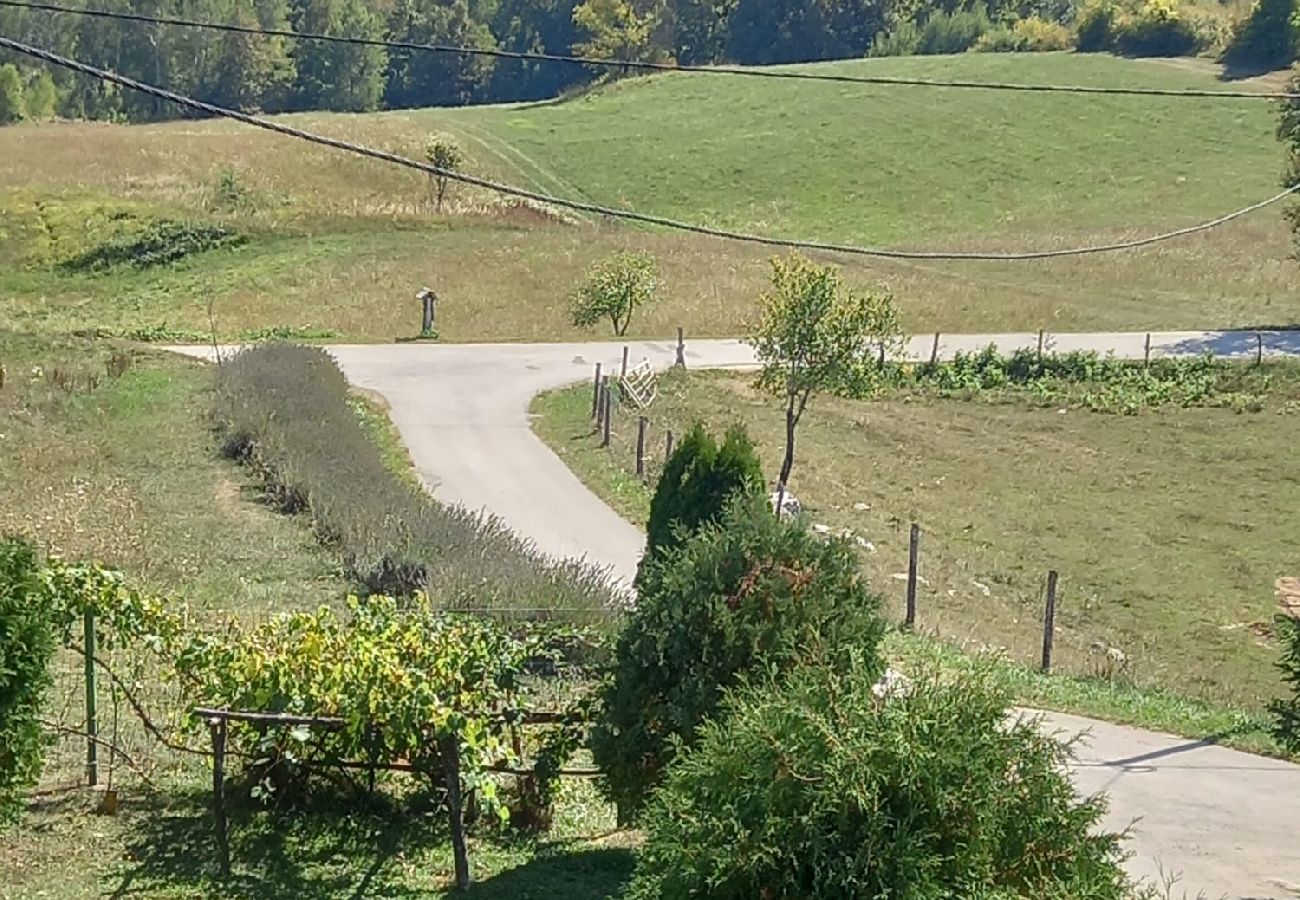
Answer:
[{"left": 176, "top": 330, "right": 1300, "bottom": 897}]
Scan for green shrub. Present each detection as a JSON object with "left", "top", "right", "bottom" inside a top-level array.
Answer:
[
  {"left": 869, "top": 21, "right": 923, "bottom": 56},
  {"left": 213, "top": 344, "right": 619, "bottom": 621},
  {"left": 626, "top": 660, "right": 1133, "bottom": 900},
  {"left": 1013, "top": 15, "right": 1076, "bottom": 48},
  {"left": 1076, "top": 1, "right": 1118, "bottom": 50},
  {"left": 642, "top": 423, "right": 763, "bottom": 570},
  {"left": 975, "top": 17, "right": 1074, "bottom": 51},
  {"left": 591, "top": 496, "right": 885, "bottom": 818},
  {"left": 58, "top": 219, "right": 246, "bottom": 273},
  {"left": 1270, "top": 614, "right": 1300, "bottom": 752},
  {"left": 0, "top": 538, "right": 57, "bottom": 829},
  {"left": 918, "top": 6, "right": 994, "bottom": 54},
  {"left": 1222, "top": 0, "right": 1299, "bottom": 71},
  {"left": 0, "top": 64, "right": 23, "bottom": 125},
  {"left": 1112, "top": 0, "right": 1205, "bottom": 56}
]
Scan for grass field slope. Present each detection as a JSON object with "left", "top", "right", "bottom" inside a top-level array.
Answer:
[{"left": 1, "top": 52, "right": 1297, "bottom": 342}]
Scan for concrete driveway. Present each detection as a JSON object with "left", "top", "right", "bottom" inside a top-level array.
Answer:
[{"left": 173, "top": 330, "right": 1300, "bottom": 897}]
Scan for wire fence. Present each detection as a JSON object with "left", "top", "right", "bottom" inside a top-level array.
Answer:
[{"left": 590, "top": 360, "right": 1174, "bottom": 689}]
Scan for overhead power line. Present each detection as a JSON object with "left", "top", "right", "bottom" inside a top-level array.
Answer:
[
  {"left": 2, "top": 0, "right": 1298, "bottom": 101},
  {"left": 1, "top": 35, "right": 1296, "bottom": 262}
]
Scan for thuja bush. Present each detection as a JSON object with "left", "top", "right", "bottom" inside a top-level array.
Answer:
[
  {"left": 642, "top": 423, "right": 763, "bottom": 570},
  {"left": 0, "top": 538, "right": 57, "bottom": 829},
  {"left": 1270, "top": 614, "right": 1300, "bottom": 753},
  {"left": 213, "top": 344, "right": 618, "bottom": 620},
  {"left": 626, "top": 660, "right": 1134, "bottom": 900},
  {"left": 591, "top": 496, "right": 885, "bottom": 818}
]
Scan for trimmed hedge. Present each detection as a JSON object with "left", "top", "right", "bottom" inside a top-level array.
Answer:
[{"left": 213, "top": 344, "right": 619, "bottom": 621}]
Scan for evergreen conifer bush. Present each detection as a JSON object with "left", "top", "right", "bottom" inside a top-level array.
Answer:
[
  {"left": 592, "top": 496, "right": 885, "bottom": 818},
  {"left": 626, "top": 660, "right": 1134, "bottom": 900}
]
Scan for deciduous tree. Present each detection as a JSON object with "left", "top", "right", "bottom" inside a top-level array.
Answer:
[
  {"left": 747, "top": 254, "right": 900, "bottom": 509},
  {"left": 570, "top": 250, "right": 659, "bottom": 336}
]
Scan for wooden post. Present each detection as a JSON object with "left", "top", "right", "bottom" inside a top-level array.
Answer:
[
  {"left": 877, "top": 341, "right": 886, "bottom": 370},
  {"left": 620, "top": 345, "right": 629, "bottom": 379},
  {"left": 665, "top": 429, "right": 674, "bottom": 462},
  {"left": 590, "top": 363, "right": 602, "bottom": 419},
  {"left": 1144, "top": 333, "right": 1152, "bottom": 368},
  {"left": 930, "top": 333, "right": 941, "bottom": 367},
  {"left": 1257, "top": 332, "right": 1264, "bottom": 367},
  {"left": 83, "top": 609, "right": 98, "bottom": 787},
  {"left": 675, "top": 327, "right": 686, "bottom": 367},
  {"left": 442, "top": 735, "right": 471, "bottom": 890},
  {"left": 209, "top": 717, "right": 230, "bottom": 879},
  {"left": 1036, "top": 330, "right": 1045, "bottom": 362},
  {"left": 421, "top": 294, "right": 435, "bottom": 336},
  {"left": 1041, "top": 571, "right": 1059, "bottom": 673},
  {"left": 601, "top": 384, "right": 613, "bottom": 448},
  {"left": 905, "top": 524, "right": 920, "bottom": 629},
  {"left": 636, "top": 416, "right": 648, "bottom": 477}
]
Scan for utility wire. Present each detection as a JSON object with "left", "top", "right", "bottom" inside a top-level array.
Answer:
[
  {"left": 2, "top": 0, "right": 1298, "bottom": 101},
  {"left": 2, "top": 34, "right": 1297, "bottom": 262}
]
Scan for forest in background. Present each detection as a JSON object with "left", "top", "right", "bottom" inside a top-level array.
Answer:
[{"left": 0, "top": 0, "right": 1295, "bottom": 123}]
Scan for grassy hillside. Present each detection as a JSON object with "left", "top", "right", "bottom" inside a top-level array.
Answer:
[{"left": 1, "top": 53, "right": 1296, "bottom": 341}]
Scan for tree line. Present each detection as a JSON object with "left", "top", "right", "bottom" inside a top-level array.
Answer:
[
  {"left": 0, "top": 0, "right": 1060, "bottom": 122},
  {"left": 0, "top": 0, "right": 1295, "bottom": 125}
]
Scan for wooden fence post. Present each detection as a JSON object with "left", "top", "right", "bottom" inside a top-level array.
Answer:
[
  {"left": 209, "top": 717, "right": 230, "bottom": 879},
  {"left": 665, "top": 429, "right": 674, "bottom": 462},
  {"left": 930, "top": 333, "right": 941, "bottom": 367},
  {"left": 441, "top": 735, "right": 471, "bottom": 890},
  {"left": 877, "top": 341, "right": 886, "bottom": 370},
  {"left": 1041, "top": 571, "right": 1059, "bottom": 673},
  {"left": 601, "top": 385, "right": 613, "bottom": 449},
  {"left": 905, "top": 524, "right": 920, "bottom": 629},
  {"left": 636, "top": 416, "right": 648, "bottom": 477},
  {"left": 676, "top": 327, "right": 686, "bottom": 367},
  {"left": 595, "top": 376, "right": 607, "bottom": 432},
  {"left": 1036, "top": 330, "right": 1045, "bottom": 362},
  {"left": 83, "top": 608, "right": 98, "bottom": 787},
  {"left": 1143, "top": 333, "right": 1152, "bottom": 368},
  {"left": 591, "top": 363, "right": 602, "bottom": 419},
  {"left": 1257, "top": 332, "right": 1264, "bottom": 367},
  {"left": 621, "top": 345, "right": 629, "bottom": 379}
]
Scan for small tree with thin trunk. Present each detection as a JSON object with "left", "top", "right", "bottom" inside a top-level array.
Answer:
[
  {"left": 747, "top": 254, "right": 900, "bottom": 510},
  {"left": 571, "top": 251, "right": 659, "bottom": 336},
  {"left": 425, "top": 137, "right": 464, "bottom": 212}
]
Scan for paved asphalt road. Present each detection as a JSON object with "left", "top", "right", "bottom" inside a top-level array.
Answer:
[{"left": 174, "top": 331, "right": 1300, "bottom": 897}]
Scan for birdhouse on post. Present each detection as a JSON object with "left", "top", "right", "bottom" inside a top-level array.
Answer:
[{"left": 417, "top": 287, "right": 437, "bottom": 337}]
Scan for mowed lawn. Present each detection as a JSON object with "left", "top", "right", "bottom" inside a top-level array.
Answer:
[
  {"left": 533, "top": 368, "right": 1300, "bottom": 711},
  {"left": 1, "top": 53, "right": 1297, "bottom": 342}
]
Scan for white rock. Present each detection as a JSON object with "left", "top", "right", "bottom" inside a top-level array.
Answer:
[
  {"left": 812, "top": 523, "right": 832, "bottom": 535},
  {"left": 872, "top": 667, "right": 914, "bottom": 700},
  {"left": 855, "top": 537, "right": 876, "bottom": 552},
  {"left": 971, "top": 580, "right": 991, "bottom": 597},
  {"left": 852, "top": 502, "right": 871, "bottom": 512},
  {"left": 770, "top": 491, "right": 802, "bottom": 518}
]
